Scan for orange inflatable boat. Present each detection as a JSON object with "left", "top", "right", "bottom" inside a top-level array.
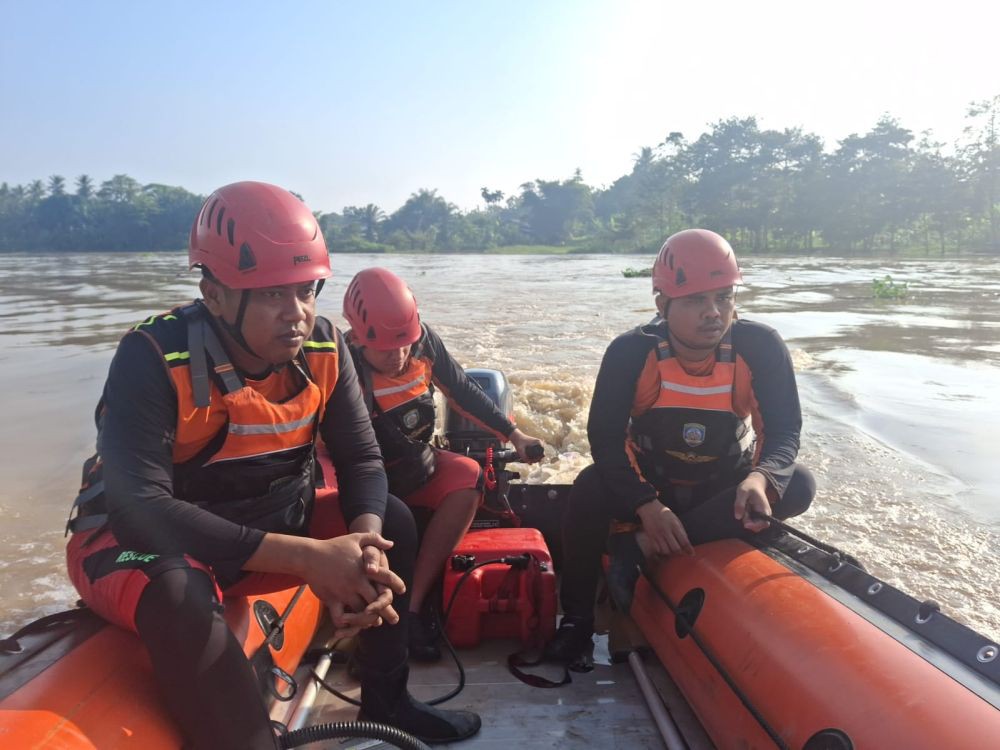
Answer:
[
  {"left": 0, "top": 585, "right": 323, "bottom": 749},
  {"left": 630, "top": 534, "right": 1000, "bottom": 749}
]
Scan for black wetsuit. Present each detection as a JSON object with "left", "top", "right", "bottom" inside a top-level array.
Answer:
[
  {"left": 559, "top": 318, "right": 815, "bottom": 621},
  {"left": 100, "top": 326, "right": 389, "bottom": 579},
  {"left": 83, "top": 320, "right": 417, "bottom": 749}
]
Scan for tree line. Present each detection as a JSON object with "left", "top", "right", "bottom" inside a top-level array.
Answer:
[{"left": 2, "top": 96, "right": 997, "bottom": 255}]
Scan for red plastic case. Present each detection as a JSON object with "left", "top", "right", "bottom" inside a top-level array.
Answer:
[{"left": 442, "top": 528, "right": 557, "bottom": 648}]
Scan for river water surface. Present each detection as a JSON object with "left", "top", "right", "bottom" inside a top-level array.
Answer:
[{"left": 1, "top": 252, "right": 998, "bottom": 641}]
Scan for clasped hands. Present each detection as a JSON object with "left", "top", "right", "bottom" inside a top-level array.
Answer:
[{"left": 303, "top": 532, "right": 405, "bottom": 641}]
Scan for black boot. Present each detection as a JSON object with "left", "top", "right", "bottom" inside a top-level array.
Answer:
[
  {"left": 359, "top": 659, "right": 481, "bottom": 744},
  {"left": 605, "top": 532, "right": 644, "bottom": 614},
  {"left": 542, "top": 614, "right": 594, "bottom": 663},
  {"left": 408, "top": 600, "right": 442, "bottom": 663}
]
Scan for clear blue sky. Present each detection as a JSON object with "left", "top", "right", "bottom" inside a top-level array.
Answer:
[{"left": 2, "top": 0, "right": 997, "bottom": 214}]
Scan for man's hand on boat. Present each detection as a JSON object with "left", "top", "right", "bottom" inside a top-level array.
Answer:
[
  {"left": 245, "top": 529, "right": 406, "bottom": 639},
  {"left": 635, "top": 500, "right": 695, "bottom": 557},
  {"left": 509, "top": 428, "right": 545, "bottom": 463},
  {"left": 733, "top": 471, "right": 772, "bottom": 533}
]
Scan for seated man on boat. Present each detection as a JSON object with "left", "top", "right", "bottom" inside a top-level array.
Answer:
[
  {"left": 63, "top": 182, "right": 481, "bottom": 749},
  {"left": 342, "top": 267, "right": 544, "bottom": 661},
  {"left": 545, "top": 228, "right": 816, "bottom": 663}
]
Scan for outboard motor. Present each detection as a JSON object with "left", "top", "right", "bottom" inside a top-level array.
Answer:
[
  {"left": 441, "top": 369, "right": 522, "bottom": 529},
  {"left": 443, "top": 368, "right": 514, "bottom": 455}
]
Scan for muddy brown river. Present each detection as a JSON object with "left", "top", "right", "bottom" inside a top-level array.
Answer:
[{"left": 1, "top": 252, "right": 997, "bottom": 641}]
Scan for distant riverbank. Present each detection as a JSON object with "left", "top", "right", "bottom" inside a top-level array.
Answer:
[{"left": 4, "top": 245, "right": 997, "bottom": 258}]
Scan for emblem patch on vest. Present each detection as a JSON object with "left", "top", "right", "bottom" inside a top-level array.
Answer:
[
  {"left": 402, "top": 409, "right": 421, "bottom": 430},
  {"left": 682, "top": 423, "right": 706, "bottom": 447}
]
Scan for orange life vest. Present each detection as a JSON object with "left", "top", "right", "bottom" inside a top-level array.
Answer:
[
  {"left": 348, "top": 329, "right": 436, "bottom": 449},
  {"left": 348, "top": 328, "right": 438, "bottom": 497},
  {"left": 628, "top": 326, "right": 755, "bottom": 489},
  {"left": 68, "top": 303, "right": 340, "bottom": 535}
]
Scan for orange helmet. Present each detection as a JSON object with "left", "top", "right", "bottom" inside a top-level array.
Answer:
[
  {"left": 652, "top": 229, "right": 742, "bottom": 298},
  {"left": 343, "top": 268, "right": 422, "bottom": 350},
  {"left": 189, "top": 181, "right": 331, "bottom": 289}
]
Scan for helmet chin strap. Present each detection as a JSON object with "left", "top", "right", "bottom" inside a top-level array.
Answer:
[
  {"left": 212, "top": 279, "right": 323, "bottom": 374},
  {"left": 216, "top": 289, "right": 268, "bottom": 366}
]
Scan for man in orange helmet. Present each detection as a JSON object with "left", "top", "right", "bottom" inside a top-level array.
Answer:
[
  {"left": 545, "top": 228, "right": 815, "bottom": 663},
  {"left": 64, "top": 182, "right": 481, "bottom": 748},
  {"left": 342, "top": 267, "right": 544, "bottom": 661}
]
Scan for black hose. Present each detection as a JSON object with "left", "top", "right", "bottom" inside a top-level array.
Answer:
[
  {"left": 426, "top": 611, "right": 464, "bottom": 706},
  {"left": 279, "top": 720, "right": 430, "bottom": 749},
  {"left": 427, "top": 554, "right": 532, "bottom": 705},
  {"left": 309, "top": 667, "right": 360, "bottom": 707},
  {"left": 312, "top": 555, "right": 525, "bottom": 708}
]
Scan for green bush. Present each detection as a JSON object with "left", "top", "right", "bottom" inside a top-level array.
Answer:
[
  {"left": 872, "top": 275, "right": 908, "bottom": 299},
  {"left": 622, "top": 266, "right": 652, "bottom": 278}
]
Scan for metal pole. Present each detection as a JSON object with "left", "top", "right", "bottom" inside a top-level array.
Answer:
[
  {"left": 285, "top": 650, "right": 333, "bottom": 731},
  {"left": 628, "top": 650, "right": 687, "bottom": 750}
]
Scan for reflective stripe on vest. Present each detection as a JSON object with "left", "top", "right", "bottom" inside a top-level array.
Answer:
[
  {"left": 373, "top": 375, "right": 426, "bottom": 400},
  {"left": 649, "top": 328, "right": 736, "bottom": 412},
  {"left": 370, "top": 358, "right": 433, "bottom": 412},
  {"left": 660, "top": 380, "right": 733, "bottom": 397},
  {"left": 153, "top": 305, "right": 338, "bottom": 466},
  {"left": 228, "top": 414, "right": 317, "bottom": 436}
]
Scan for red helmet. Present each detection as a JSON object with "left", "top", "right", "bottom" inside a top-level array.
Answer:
[
  {"left": 652, "top": 229, "right": 743, "bottom": 298},
  {"left": 189, "top": 181, "right": 331, "bottom": 289},
  {"left": 343, "top": 268, "right": 421, "bottom": 350}
]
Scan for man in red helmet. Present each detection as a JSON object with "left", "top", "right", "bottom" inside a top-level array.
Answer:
[
  {"left": 544, "top": 228, "right": 815, "bottom": 663},
  {"left": 64, "top": 182, "right": 481, "bottom": 748},
  {"left": 342, "top": 267, "right": 544, "bottom": 661}
]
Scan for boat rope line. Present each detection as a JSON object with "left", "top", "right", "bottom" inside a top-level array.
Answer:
[
  {"left": 639, "top": 561, "right": 791, "bottom": 750},
  {"left": 749, "top": 510, "right": 863, "bottom": 568},
  {"left": 757, "top": 522, "right": 1000, "bottom": 703},
  {"left": 0, "top": 607, "right": 107, "bottom": 702},
  {"left": 250, "top": 585, "right": 309, "bottom": 702},
  {"left": 262, "top": 585, "right": 308, "bottom": 650}
]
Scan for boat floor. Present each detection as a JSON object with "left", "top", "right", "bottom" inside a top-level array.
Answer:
[{"left": 283, "top": 634, "right": 697, "bottom": 749}]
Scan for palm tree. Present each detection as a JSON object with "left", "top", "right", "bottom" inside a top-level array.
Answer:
[
  {"left": 75, "top": 174, "right": 94, "bottom": 199},
  {"left": 359, "top": 204, "right": 384, "bottom": 242},
  {"left": 480, "top": 187, "right": 504, "bottom": 207},
  {"left": 98, "top": 174, "right": 141, "bottom": 203},
  {"left": 48, "top": 175, "right": 66, "bottom": 196},
  {"left": 27, "top": 180, "right": 45, "bottom": 202}
]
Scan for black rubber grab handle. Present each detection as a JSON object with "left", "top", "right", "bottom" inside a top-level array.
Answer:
[{"left": 525, "top": 443, "right": 545, "bottom": 461}]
